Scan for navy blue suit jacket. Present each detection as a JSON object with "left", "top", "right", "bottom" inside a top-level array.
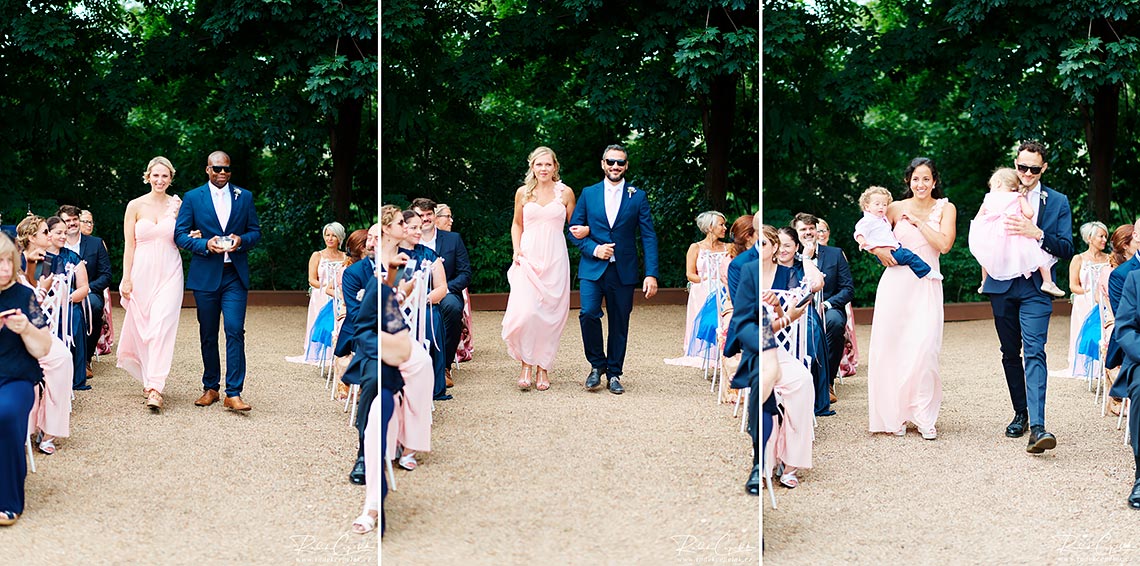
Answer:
[
  {"left": 335, "top": 257, "right": 375, "bottom": 357},
  {"left": 1105, "top": 255, "right": 1140, "bottom": 368},
  {"left": 981, "top": 184, "right": 1075, "bottom": 294},
  {"left": 174, "top": 183, "right": 261, "bottom": 291},
  {"left": 77, "top": 234, "right": 112, "bottom": 295},
  {"left": 433, "top": 230, "right": 470, "bottom": 294},
  {"left": 568, "top": 180, "right": 659, "bottom": 285},
  {"left": 727, "top": 246, "right": 759, "bottom": 298},
  {"left": 725, "top": 259, "right": 759, "bottom": 390},
  {"left": 811, "top": 244, "right": 853, "bottom": 311},
  {"left": 343, "top": 275, "right": 379, "bottom": 388},
  {"left": 1110, "top": 269, "right": 1140, "bottom": 411}
]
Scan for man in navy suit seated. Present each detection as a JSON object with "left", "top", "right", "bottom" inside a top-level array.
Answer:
[
  {"left": 1107, "top": 269, "right": 1140, "bottom": 508},
  {"left": 792, "top": 212, "right": 853, "bottom": 416},
  {"left": 411, "top": 197, "right": 471, "bottom": 399},
  {"left": 57, "top": 205, "right": 112, "bottom": 382}
]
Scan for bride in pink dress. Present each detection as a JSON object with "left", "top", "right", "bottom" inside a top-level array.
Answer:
[
  {"left": 867, "top": 158, "right": 957, "bottom": 440},
  {"left": 502, "top": 146, "right": 577, "bottom": 391},
  {"left": 117, "top": 156, "right": 185, "bottom": 412}
]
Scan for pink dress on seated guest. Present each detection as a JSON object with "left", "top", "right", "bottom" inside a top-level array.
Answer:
[
  {"left": 839, "top": 303, "right": 859, "bottom": 377},
  {"left": 30, "top": 335, "right": 73, "bottom": 438},
  {"left": 771, "top": 348, "right": 814, "bottom": 471},
  {"left": 665, "top": 249, "right": 729, "bottom": 367},
  {"left": 456, "top": 289, "right": 474, "bottom": 363},
  {"left": 386, "top": 335, "right": 433, "bottom": 459},
  {"left": 95, "top": 288, "right": 114, "bottom": 356},
  {"left": 868, "top": 199, "right": 946, "bottom": 434},
  {"left": 117, "top": 197, "right": 183, "bottom": 394},
  {"left": 501, "top": 183, "right": 571, "bottom": 370},
  {"left": 286, "top": 257, "right": 343, "bottom": 365}
]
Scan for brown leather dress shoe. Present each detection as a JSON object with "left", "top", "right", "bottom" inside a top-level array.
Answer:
[
  {"left": 829, "top": 385, "right": 837, "bottom": 404},
  {"left": 194, "top": 389, "right": 220, "bottom": 407},
  {"left": 86, "top": 364, "right": 94, "bottom": 379},
  {"left": 224, "top": 396, "right": 251, "bottom": 411},
  {"left": 445, "top": 368, "right": 454, "bottom": 388}
]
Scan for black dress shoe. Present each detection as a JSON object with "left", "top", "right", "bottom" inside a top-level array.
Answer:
[
  {"left": 746, "top": 465, "right": 760, "bottom": 495},
  {"left": 815, "top": 409, "right": 836, "bottom": 417},
  {"left": 1026, "top": 425, "right": 1057, "bottom": 454},
  {"left": 585, "top": 368, "right": 604, "bottom": 391},
  {"left": 349, "top": 456, "right": 366, "bottom": 485},
  {"left": 608, "top": 376, "right": 624, "bottom": 395},
  {"left": 1005, "top": 411, "right": 1029, "bottom": 438},
  {"left": 1129, "top": 478, "right": 1140, "bottom": 509}
]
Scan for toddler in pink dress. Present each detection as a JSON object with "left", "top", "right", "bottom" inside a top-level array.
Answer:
[{"left": 969, "top": 167, "right": 1065, "bottom": 297}]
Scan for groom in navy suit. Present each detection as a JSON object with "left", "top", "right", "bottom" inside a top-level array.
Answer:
[
  {"left": 175, "top": 151, "right": 261, "bottom": 412},
  {"left": 569, "top": 144, "right": 659, "bottom": 395},
  {"left": 982, "top": 140, "right": 1074, "bottom": 453}
]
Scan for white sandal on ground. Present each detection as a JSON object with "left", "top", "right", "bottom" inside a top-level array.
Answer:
[
  {"left": 352, "top": 513, "right": 377, "bottom": 534},
  {"left": 398, "top": 453, "right": 417, "bottom": 471}
]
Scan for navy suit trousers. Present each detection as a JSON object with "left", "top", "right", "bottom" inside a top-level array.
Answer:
[{"left": 193, "top": 264, "right": 249, "bottom": 397}]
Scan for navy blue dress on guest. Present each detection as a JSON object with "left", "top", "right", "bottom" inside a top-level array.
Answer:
[
  {"left": 772, "top": 263, "right": 827, "bottom": 406},
  {"left": 398, "top": 244, "right": 448, "bottom": 400},
  {"left": 0, "top": 283, "right": 48, "bottom": 516},
  {"left": 36, "top": 248, "right": 88, "bottom": 390}
]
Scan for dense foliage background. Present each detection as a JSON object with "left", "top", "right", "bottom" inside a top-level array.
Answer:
[
  {"left": 1, "top": 1, "right": 378, "bottom": 290},
  {"left": 764, "top": 0, "right": 1140, "bottom": 304},
  {"left": 381, "top": 1, "right": 760, "bottom": 292}
]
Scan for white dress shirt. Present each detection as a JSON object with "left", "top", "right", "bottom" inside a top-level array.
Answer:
[
  {"left": 604, "top": 179, "right": 623, "bottom": 228},
  {"left": 210, "top": 183, "right": 233, "bottom": 262}
]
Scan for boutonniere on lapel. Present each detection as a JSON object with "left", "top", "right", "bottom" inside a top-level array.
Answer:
[
  {"left": 232, "top": 187, "right": 241, "bottom": 201},
  {"left": 1039, "top": 188, "right": 1048, "bottom": 206},
  {"left": 626, "top": 186, "right": 635, "bottom": 199}
]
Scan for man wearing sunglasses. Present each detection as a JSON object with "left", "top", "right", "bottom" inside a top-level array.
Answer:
[
  {"left": 57, "top": 204, "right": 111, "bottom": 385},
  {"left": 982, "top": 140, "right": 1073, "bottom": 454},
  {"left": 175, "top": 151, "right": 262, "bottom": 412},
  {"left": 569, "top": 144, "right": 659, "bottom": 395}
]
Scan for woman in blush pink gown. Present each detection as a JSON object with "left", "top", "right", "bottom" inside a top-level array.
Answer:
[
  {"left": 286, "top": 223, "right": 347, "bottom": 365},
  {"left": 867, "top": 158, "right": 957, "bottom": 440},
  {"left": 117, "top": 156, "right": 184, "bottom": 412},
  {"left": 664, "top": 211, "right": 729, "bottom": 369},
  {"left": 502, "top": 146, "right": 576, "bottom": 391}
]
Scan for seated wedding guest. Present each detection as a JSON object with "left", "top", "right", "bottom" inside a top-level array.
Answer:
[
  {"left": 1052, "top": 221, "right": 1110, "bottom": 379},
  {"left": 724, "top": 251, "right": 759, "bottom": 494},
  {"left": 78, "top": 210, "right": 94, "bottom": 236},
  {"left": 1101, "top": 225, "right": 1137, "bottom": 415},
  {"left": 1106, "top": 265, "right": 1140, "bottom": 509},
  {"left": 435, "top": 204, "right": 474, "bottom": 367},
  {"left": 666, "top": 211, "right": 729, "bottom": 368},
  {"left": 399, "top": 210, "right": 448, "bottom": 404},
  {"left": 819, "top": 215, "right": 860, "bottom": 380},
  {"left": 333, "top": 229, "right": 369, "bottom": 401},
  {"left": 793, "top": 212, "right": 853, "bottom": 413},
  {"left": 16, "top": 218, "right": 73, "bottom": 454},
  {"left": 78, "top": 210, "right": 116, "bottom": 358},
  {"left": 339, "top": 227, "right": 376, "bottom": 485},
  {"left": 380, "top": 280, "right": 411, "bottom": 536},
  {"left": 57, "top": 205, "right": 110, "bottom": 382},
  {"left": 727, "top": 214, "right": 758, "bottom": 300},
  {"left": 346, "top": 275, "right": 381, "bottom": 534},
  {"left": 774, "top": 225, "right": 828, "bottom": 409},
  {"left": 761, "top": 225, "right": 814, "bottom": 489},
  {"left": 411, "top": 198, "right": 471, "bottom": 388},
  {"left": 1107, "top": 217, "right": 1140, "bottom": 387},
  {"left": 287, "top": 222, "right": 347, "bottom": 365},
  {"left": 33, "top": 217, "right": 91, "bottom": 391},
  {"left": 0, "top": 232, "right": 53, "bottom": 526}
]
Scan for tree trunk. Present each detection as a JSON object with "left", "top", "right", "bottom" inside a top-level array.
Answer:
[
  {"left": 1086, "top": 83, "right": 1119, "bottom": 223},
  {"left": 703, "top": 72, "right": 737, "bottom": 211},
  {"left": 330, "top": 96, "right": 364, "bottom": 224}
]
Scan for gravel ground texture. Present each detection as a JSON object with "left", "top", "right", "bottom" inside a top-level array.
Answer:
[
  {"left": 381, "top": 304, "right": 760, "bottom": 566},
  {"left": 4, "top": 306, "right": 377, "bottom": 566},
  {"left": 763, "top": 316, "right": 1140, "bottom": 565}
]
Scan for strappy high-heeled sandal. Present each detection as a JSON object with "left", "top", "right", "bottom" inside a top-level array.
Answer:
[
  {"left": 518, "top": 365, "right": 533, "bottom": 390},
  {"left": 535, "top": 368, "right": 550, "bottom": 391}
]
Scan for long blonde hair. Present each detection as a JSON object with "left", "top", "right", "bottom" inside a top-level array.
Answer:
[{"left": 522, "top": 146, "right": 560, "bottom": 202}]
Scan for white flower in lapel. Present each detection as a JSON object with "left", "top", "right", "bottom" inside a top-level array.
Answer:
[
  {"left": 232, "top": 187, "right": 241, "bottom": 200},
  {"left": 1040, "top": 188, "right": 1048, "bottom": 206},
  {"left": 626, "top": 186, "right": 635, "bottom": 199}
]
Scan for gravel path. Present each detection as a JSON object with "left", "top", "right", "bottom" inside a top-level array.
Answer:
[
  {"left": 380, "top": 304, "right": 760, "bottom": 565},
  {"left": 763, "top": 316, "right": 1140, "bottom": 565},
  {"left": 7, "top": 306, "right": 376, "bottom": 566}
]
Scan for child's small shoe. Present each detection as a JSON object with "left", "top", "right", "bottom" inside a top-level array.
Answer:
[
  {"left": 977, "top": 281, "right": 986, "bottom": 294},
  {"left": 1041, "top": 282, "right": 1066, "bottom": 298}
]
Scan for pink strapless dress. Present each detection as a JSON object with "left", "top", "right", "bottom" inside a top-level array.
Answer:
[
  {"left": 501, "top": 184, "right": 571, "bottom": 370},
  {"left": 868, "top": 199, "right": 946, "bottom": 434},
  {"left": 117, "top": 197, "right": 184, "bottom": 393}
]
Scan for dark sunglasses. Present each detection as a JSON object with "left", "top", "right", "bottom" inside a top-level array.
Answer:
[
  {"left": 210, "top": 166, "right": 232, "bottom": 173},
  {"left": 604, "top": 158, "right": 627, "bottom": 166},
  {"left": 1016, "top": 163, "right": 1042, "bottom": 175}
]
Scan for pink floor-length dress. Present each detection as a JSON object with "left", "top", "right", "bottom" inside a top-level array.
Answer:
[
  {"left": 501, "top": 184, "right": 571, "bottom": 369},
  {"left": 771, "top": 347, "right": 814, "bottom": 471},
  {"left": 1056, "top": 260, "right": 1108, "bottom": 378},
  {"left": 386, "top": 335, "right": 433, "bottom": 458},
  {"left": 30, "top": 335, "right": 73, "bottom": 438},
  {"left": 665, "top": 249, "right": 729, "bottom": 367},
  {"left": 286, "top": 256, "right": 342, "bottom": 365},
  {"left": 868, "top": 198, "right": 947, "bottom": 433},
  {"left": 116, "top": 197, "right": 184, "bottom": 393}
]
